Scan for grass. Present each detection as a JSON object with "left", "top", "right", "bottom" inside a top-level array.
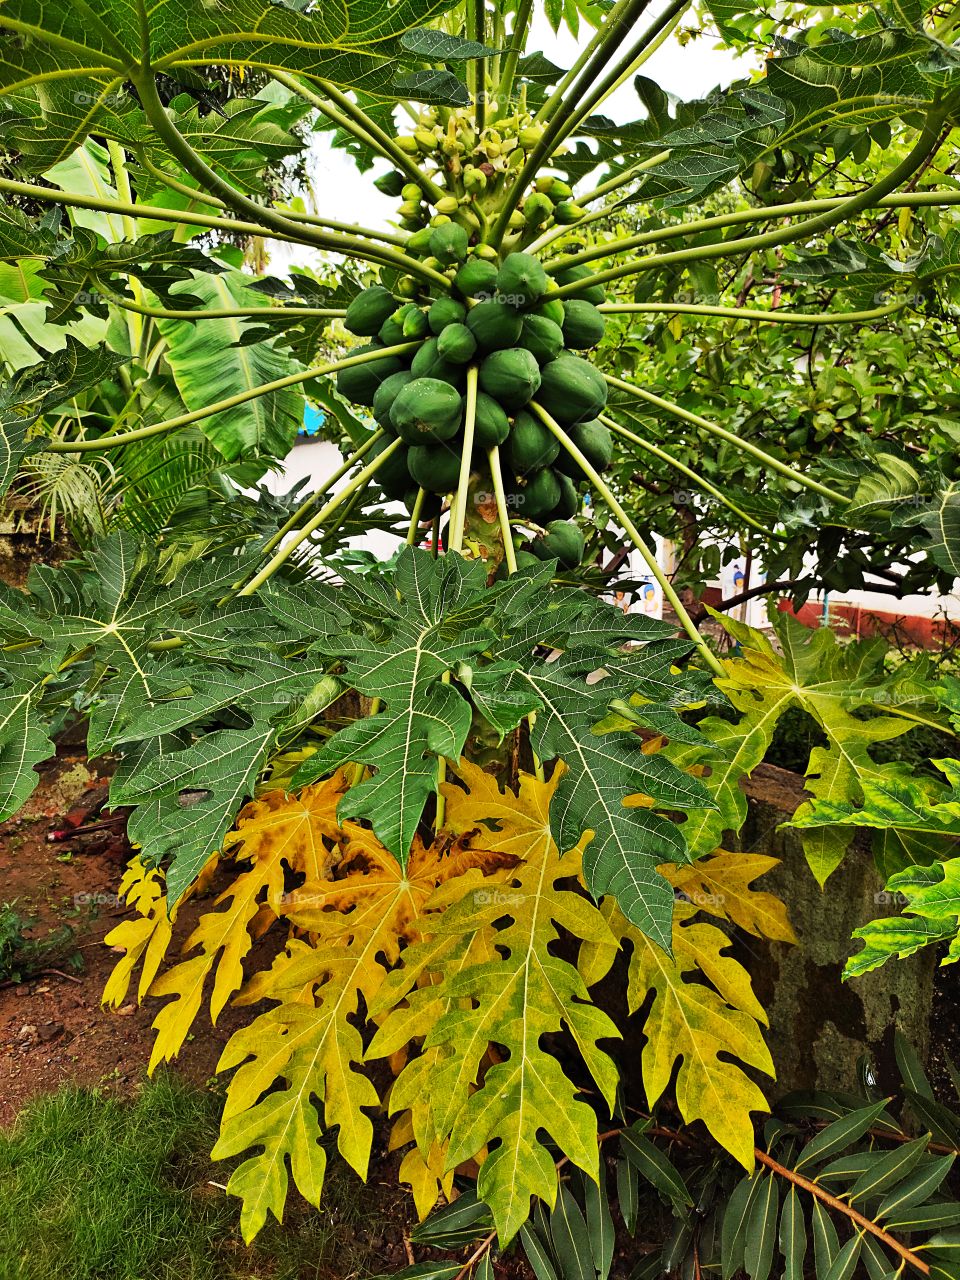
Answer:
[{"left": 0, "top": 1074, "right": 383, "bottom": 1280}]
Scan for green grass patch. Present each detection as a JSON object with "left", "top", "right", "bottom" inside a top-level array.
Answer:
[{"left": 0, "top": 1074, "right": 381, "bottom": 1280}]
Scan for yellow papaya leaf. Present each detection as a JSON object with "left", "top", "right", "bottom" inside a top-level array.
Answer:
[
  {"left": 146, "top": 776, "right": 348, "bottom": 1071},
  {"left": 582, "top": 900, "right": 773, "bottom": 1169},
  {"left": 102, "top": 858, "right": 174, "bottom": 1008},
  {"left": 665, "top": 851, "right": 797, "bottom": 942},
  {"left": 369, "top": 762, "right": 621, "bottom": 1245},
  {"left": 211, "top": 820, "right": 509, "bottom": 1242}
]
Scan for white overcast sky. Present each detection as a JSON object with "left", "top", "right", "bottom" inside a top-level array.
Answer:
[{"left": 272, "top": 2, "right": 755, "bottom": 272}]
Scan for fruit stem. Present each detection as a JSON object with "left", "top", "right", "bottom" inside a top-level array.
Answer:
[
  {"left": 599, "top": 414, "right": 785, "bottom": 539},
  {"left": 261, "top": 428, "right": 386, "bottom": 559},
  {"left": 530, "top": 402, "right": 725, "bottom": 677},
  {"left": 236, "top": 438, "right": 404, "bottom": 596},
  {"left": 598, "top": 301, "right": 909, "bottom": 326},
  {"left": 488, "top": 445, "right": 518, "bottom": 575},
  {"left": 46, "top": 343, "right": 423, "bottom": 452},
  {"left": 449, "top": 367, "right": 480, "bottom": 553},
  {"left": 497, "top": 0, "right": 535, "bottom": 117},
  {"left": 406, "top": 488, "right": 428, "bottom": 545},
  {"left": 602, "top": 374, "right": 850, "bottom": 504}
]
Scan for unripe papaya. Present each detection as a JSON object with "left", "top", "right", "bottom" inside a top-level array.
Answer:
[
  {"left": 473, "top": 243, "right": 499, "bottom": 261},
  {"left": 411, "top": 338, "right": 463, "bottom": 387},
  {"left": 518, "top": 125, "right": 545, "bottom": 148},
  {"left": 523, "top": 192, "right": 554, "bottom": 227},
  {"left": 466, "top": 299, "right": 524, "bottom": 352},
  {"left": 405, "top": 227, "right": 434, "bottom": 255},
  {"left": 472, "top": 392, "right": 511, "bottom": 448},
  {"left": 344, "top": 286, "right": 399, "bottom": 337},
  {"left": 370, "top": 435, "right": 411, "bottom": 499},
  {"left": 478, "top": 348, "right": 541, "bottom": 412},
  {"left": 428, "top": 296, "right": 467, "bottom": 334},
  {"left": 336, "top": 344, "right": 404, "bottom": 406},
  {"left": 407, "top": 443, "right": 463, "bottom": 494},
  {"left": 372, "top": 369, "right": 414, "bottom": 428},
  {"left": 519, "top": 314, "right": 564, "bottom": 365},
  {"left": 561, "top": 299, "right": 606, "bottom": 349},
  {"left": 553, "top": 264, "right": 606, "bottom": 305},
  {"left": 530, "top": 519, "right": 585, "bottom": 568},
  {"left": 430, "top": 222, "right": 470, "bottom": 264},
  {"left": 496, "top": 252, "right": 548, "bottom": 310},
  {"left": 537, "top": 355, "right": 607, "bottom": 425},
  {"left": 535, "top": 176, "right": 573, "bottom": 201},
  {"left": 507, "top": 410, "right": 560, "bottom": 476},
  {"left": 401, "top": 181, "right": 423, "bottom": 201},
  {"left": 391, "top": 377, "right": 463, "bottom": 443},
  {"left": 549, "top": 470, "right": 579, "bottom": 520},
  {"left": 378, "top": 302, "right": 416, "bottom": 346},
  {"left": 553, "top": 200, "right": 585, "bottom": 225},
  {"left": 402, "top": 307, "right": 430, "bottom": 339},
  {"left": 518, "top": 468, "right": 561, "bottom": 520},
  {"left": 537, "top": 298, "right": 566, "bottom": 327},
  {"left": 434, "top": 323, "right": 474, "bottom": 365},
  {"left": 463, "top": 166, "right": 487, "bottom": 194},
  {"left": 555, "top": 418, "right": 614, "bottom": 475},
  {"left": 454, "top": 257, "right": 498, "bottom": 299},
  {"left": 435, "top": 195, "right": 460, "bottom": 215}
]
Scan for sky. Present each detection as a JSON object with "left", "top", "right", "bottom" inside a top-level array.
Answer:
[{"left": 271, "top": 2, "right": 755, "bottom": 272}]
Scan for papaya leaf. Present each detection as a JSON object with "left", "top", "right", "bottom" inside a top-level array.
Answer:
[
  {"left": 665, "top": 851, "right": 797, "bottom": 943},
  {"left": 845, "top": 858, "right": 960, "bottom": 978},
  {"left": 581, "top": 901, "right": 774, "bottom": 1169},
  {"left": 101, "top": 857, "right": 176, "bottom": 1008},
  {"left": 369, "top": 762, "right": 621, "bottom": 1244},
  {"left": 211, "top": 817, "right": 508, "bottom": 1241}
]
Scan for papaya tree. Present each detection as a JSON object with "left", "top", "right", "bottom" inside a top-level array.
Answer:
[{"left": 1, "top": 0, "right": 960, "bottom": 1268}]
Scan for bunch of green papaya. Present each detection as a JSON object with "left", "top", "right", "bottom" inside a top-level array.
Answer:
[{"left": 336, "top": 237, "right": 612, "bottom": 569}]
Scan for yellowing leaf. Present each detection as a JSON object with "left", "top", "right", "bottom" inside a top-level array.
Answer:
[
  {"left": 369, "top": 762, "right": 620, "bottom": 1244},
  {"left": 582, "top": 901, "right": 773, "bottom": 1169},
  {"left": 102, "top": 858, "right": 174, "bottom": 1008},
  {"left": 665, "top": 851, "right": 797, "bottom": 943},
  {"left": 146, "top": 775, "right": 349, "bottom": 1071},
  {"left": 211, "top": 815, "right": 509, "bottom": 1242}
]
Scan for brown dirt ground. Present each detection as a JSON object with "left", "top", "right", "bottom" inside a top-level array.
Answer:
[{"left": 0, "top": 747, "right": 256, "bottom": 1123}]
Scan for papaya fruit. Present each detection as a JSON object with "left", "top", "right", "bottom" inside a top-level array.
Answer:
[
  {"left": 336, "top": 344, "right": 405, "bottom": 406},
  {"left": 378, "top": 303, "right": 416, "bottom": 346},
  {"left": 454, "top": 257, "right": 498, "bottom": 299},
  {"left": 411, "top": 338, "right": 463, "bottom": 387},
  {"left": 372, "top": 369, "right": 414, "bottom": 428},
  {"left": 344, "top": 286, "right": 398, "bottom": 337},
  {"left": 430, "top": 222, "right": 469, "bottom": 264},
  {"left": 555, "top": 418, "right": 614, "bottom": 475},
  {"left": 391, "top": 377, "right": 463, "bottom": 443},
  {"left": 537, "top": 298, "right": 566, "bottom": 327},
  {"left": 472, "top": 392, "right": 511, "bottom": 448},
  {"left": 561, "top": 299, "right": 605, "bottom": 349},
  {"left": 404, "top": 486, "right": 443, "bottom": 520},
  {"left": 549, "top": 470, "right": 579, "bottom": 520},
  {"left": 428, "top": 296, "right": 467, "bottom": 334},
  {"left": 370, "top": 435, "right": 411, "bottom": 499},
  {"left": 437, "top": 322, "right": 477, "bottom": 364},
  {"left": 466, "top": 299, "right": 523, "bottom": 352},
  {"left": 536, "top": 354, "right": 607, "bottom": 425},
  {"left": 507, "top": 410, "right": 560, "bottom": 476},
  {"left": 407, "top": 443, "right": 463, "bottom": 493},
  {"left": 529, "top": 519, "right": 585, "bottom": 568},
  {"left": 402, "top": 307, "right": 431, "bottom": 339},
  {"left": 478, "top": 347, "right": 541, "bottom": 412},
  {"left": 494, "top": 547, "right": 541, "bottom": 579},
  {"left": 519, "top": 314, "right": 564, "bottom": 365},
  {"left": 496, "top": 252, "right": 548, "bottom": 309},
  {"left": 553, "top": 264, "right": 606, "bottom": 305},
  {"left": 517, "top": 467, "right": 561, "bottom": 520}
]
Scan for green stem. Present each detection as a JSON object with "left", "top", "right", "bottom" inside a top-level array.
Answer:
[
  {"left": 577, "top": 150, "right": 673, "bottom": 208},
  {"left": 473, "top": 0, "right": 487, "bottom": 131},
  {"left": 546, "top": 189, "right": 960, "bottom": 275},
  {"left": 133, "top": 72, "right": 448, "bottom": 286},
  {"left": 551, "top": 110, "right": 949, "bottom": 295},
  {"left": 533, "top": 0, "right": 640, "bottom": 123},
  {"left": 103, "top": 288, "right": 346, "bottom": 323},
  {"left": 106, "top": 139, "right": 143, "bottom": 355},
  {"left": 496, "top": 0, "right": 535, "bottom": 114},
  {"left": 553, "top": 0, "right": 690, "bottom": 151},
  {"left": 599, "top": 300, "right": 909, "bottom": 325},
  {"left": 237, "top": 439, "right": 403, "bottom": 596},
  {"left": 139, "top": 149, "right": 408, "bottom": 247},
  {"left": 531, "top": 403, "right": 724, "bottom": 677},
  {"left": 602, "top": 373, "right": 849, "bottom": 503},
  {"left": 488, "top": 445, "right": 518, "bottom": 574},
  {"left": 598, "top": 413, "right": 784, "bottom": 538},
  {"left": 488, "top": 0, "right": 654, "bottom": 246},
  {"left": 47, "top": 343, "right": 420, "bottom": 453},
  {"left": 292, "top": 73, "right": 445, "bottom": 205},
  {"left": 406, "top": 487, "right": 428, "bottom": 545},
  {"left": 449, "top": 366, "right": 480, "bottom": 553},
  {"left": 260, "top": 429, "right": 386, "bottom": 558}
]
